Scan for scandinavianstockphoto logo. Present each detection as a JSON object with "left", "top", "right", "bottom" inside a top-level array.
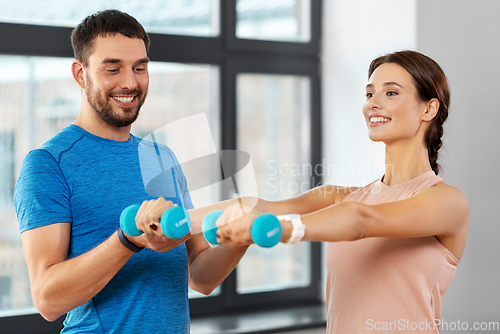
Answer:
[
  {"left": 265, "top": 159, "right": 391, "bottom": 196},
  {"left": 137, "top": 112, "right": 259, "bottom": 233}
]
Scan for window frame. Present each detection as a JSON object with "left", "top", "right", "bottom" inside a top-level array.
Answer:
[{"left": 0, "top": 0, "right": 322, "bottom": 330}]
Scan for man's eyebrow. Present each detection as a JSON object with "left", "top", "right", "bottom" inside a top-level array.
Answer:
[
  {"left": 366, "top": 82, "right": 404, "bottom": 89},
  {"left": 100, "top": 57, "right": 150, "bottom": 64},
  {"left": 101, "top": 58, "right": 121, "bottom": 64}
]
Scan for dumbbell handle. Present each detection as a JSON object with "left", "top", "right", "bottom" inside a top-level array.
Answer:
[
  {"left": 202, "top": 211, "right": 282, "bottom": 248},
  {"left": 120, "top": 204, "right": 191, "bottom": 239}
]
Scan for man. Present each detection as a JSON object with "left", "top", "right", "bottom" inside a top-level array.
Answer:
[{"left": 14, "top": 10, "right": 248, "bottom": 333}]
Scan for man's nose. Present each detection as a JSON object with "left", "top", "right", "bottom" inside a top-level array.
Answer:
[{"left": 120, "top": 68, "right": 139, "bottom": 91}]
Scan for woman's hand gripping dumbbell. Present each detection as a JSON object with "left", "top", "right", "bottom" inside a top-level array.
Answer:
[
  {"left": 202, "top": 201, "right": 288, "bottom": 248},
  {"left": 202, "top": 211, "right": 282, "bottom": 248}
]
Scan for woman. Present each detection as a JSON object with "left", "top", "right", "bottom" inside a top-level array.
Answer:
[{"left": 212, "top": 50, "right": 469, "bottom": 333}]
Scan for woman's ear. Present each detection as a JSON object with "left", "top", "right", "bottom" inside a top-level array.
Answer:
[
  {"left": 71, "top": 60, "right": 86, "bottom": 89},
  {"left": 423, "top": 98, "right": 439, "bottom": 122}
]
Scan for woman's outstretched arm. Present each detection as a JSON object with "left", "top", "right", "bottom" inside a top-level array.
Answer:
[
  {"left": 216, "top": 183, "right": 469, "bottom": 260},
  {"left": 187, "top": 184, "right": 358, "bottom": 230}
]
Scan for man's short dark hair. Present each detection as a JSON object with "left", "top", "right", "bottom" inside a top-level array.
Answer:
[{"left": 71, "top": 9, "right": 150, "bottom": 66}]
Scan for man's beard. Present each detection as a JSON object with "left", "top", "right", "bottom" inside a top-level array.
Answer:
[{"left": 85, "top": 74, "right": 147, "bottom": 128}]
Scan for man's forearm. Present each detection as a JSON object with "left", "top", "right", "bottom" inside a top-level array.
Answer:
[
  {"left": 188, "top": 243, "right": 249, "bottom": 295},
  {"left": 29, "top": 232, "right": 133, "bottom": 321}
]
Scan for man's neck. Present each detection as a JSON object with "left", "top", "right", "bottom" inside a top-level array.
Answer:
[{"left": 74, "top": 111, "right": 131, "bottom": 141}]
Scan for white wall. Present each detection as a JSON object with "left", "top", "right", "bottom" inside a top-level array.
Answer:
[
  {"left": 322, "top": 0, "right": 499, "bottom": 329},
  {"left": 322, "top": 0, "right": 416, "bottom": 187},
  {"left": 417, "top": 0, "right": 500, "bottom": 326}
]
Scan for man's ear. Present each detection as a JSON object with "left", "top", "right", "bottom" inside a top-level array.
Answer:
[
  {"left": 423, "top": 98, "right": 439, "bottom": 122},
  {"left": 71, "top": 60, "right": 86, "bottom": 89}
]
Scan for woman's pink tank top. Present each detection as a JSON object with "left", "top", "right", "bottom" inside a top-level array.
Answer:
[{"left": 325, "top": 171, "right": 459, "bottom": 333}]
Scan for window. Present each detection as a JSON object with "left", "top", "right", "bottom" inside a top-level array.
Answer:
[
  {"left": 0, "top": 57, "right": 221, "bottom": 313},
  {"left": 0, "top": 133, "right": 15, "bottom": 210},
  {"left": 0, "top": 0, "right": 322, "bottom": 331},
  {"left": 236, "top": 74, "right": 311, "bottom": 293},
  {"left": 0, "top": 0, "right": 219, "bottom": 37},
  {"left": 236, "top": 0, "right": 310, "bottom": 42}
]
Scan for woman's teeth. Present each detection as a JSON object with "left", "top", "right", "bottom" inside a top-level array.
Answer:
[{"left": 370, "top": 117, "right": 391, "bottom": 123}]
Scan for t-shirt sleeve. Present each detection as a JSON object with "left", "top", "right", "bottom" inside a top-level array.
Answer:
[
  {"left": 165, "top": 147, "right": 194, "bottom": 210},
  {"left": 178, "top": 168, "right": 194, "bottom": 210},
  {"left": 14, "top": 149, "right": 72, "bottom": 233},
  {"left": 171, "top": 156, "right": 194, "bottom": 210}
]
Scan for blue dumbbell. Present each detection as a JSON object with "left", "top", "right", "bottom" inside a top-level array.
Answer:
[
  {"left": 120, "top": 204, "right": 191, "bottom": 239},
  {"left": 202, "top": 211, "right": 282, "bottom": 248}
]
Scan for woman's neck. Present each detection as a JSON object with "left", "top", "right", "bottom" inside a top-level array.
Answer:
[{"left": 383, "top": 140, "right": 432, "bottom": 186}]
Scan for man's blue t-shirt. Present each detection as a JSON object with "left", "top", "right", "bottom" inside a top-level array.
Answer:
[{"left": 14, "top": 124, "right": 194, "bottom": 333}]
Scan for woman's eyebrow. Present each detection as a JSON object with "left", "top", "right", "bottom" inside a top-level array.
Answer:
[{"left": 366, "top": 82, "right": 404, "bottom": 89}]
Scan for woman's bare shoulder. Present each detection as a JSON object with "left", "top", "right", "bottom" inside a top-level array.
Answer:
[
  {"left": 418, "top": 182, "right": 470, "bottom": 223},
  {"left": 430, "top": 182, "right": 468, "bottom": 206}
]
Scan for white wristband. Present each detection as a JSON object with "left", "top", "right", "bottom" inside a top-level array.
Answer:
[{"left": 277, "top": 214, "right": 305, "bottom": 244}]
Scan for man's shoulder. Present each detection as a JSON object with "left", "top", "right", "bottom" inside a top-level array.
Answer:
[
  {"left": 135, "top": 136, "right": 174, "bottom": 153},
  {"left": 136, "top": 136, "right": 179, "bottom": 164},
  {"left": 39, "top": 125, "right": 85, "bottom": 158}
]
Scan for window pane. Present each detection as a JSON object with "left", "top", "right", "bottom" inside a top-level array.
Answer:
[
  {"left": 0, "top": 0, "right": 219, "bottom": 37},
  {"left": 236, "top": 0, "right": 310, "bottom": 42},
  {"left": 0, "top": 55, "right": 219, "bottom": 315},
  {"left": 236, "top": 73, "right": 311, "bottom": 293},
  {"left": 0, "top": 56, "right": 77, "bottom": 316},
  {"left": 132, "top": 62, "right": 221, "bottom": 210}
]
